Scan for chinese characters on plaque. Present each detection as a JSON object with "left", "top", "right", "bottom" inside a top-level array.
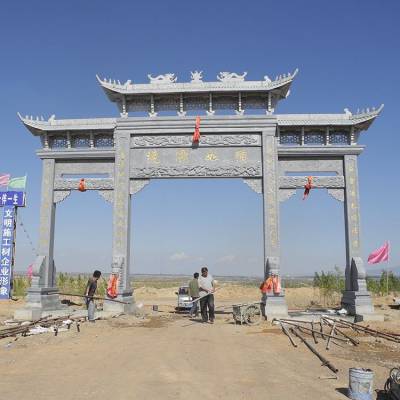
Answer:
[
  {"left": 0, "top": 191, "right": 26, "bottom": 299},
  {"left": 0, "top": 191, "right": 25, "bottom": 207},
  {"left": 0, "top": 206, "right": 16, "bottom": 299}
]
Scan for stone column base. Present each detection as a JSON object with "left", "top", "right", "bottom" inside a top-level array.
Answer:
[
  {"left": 103, "top": 290, "right": 136, "bottom": 315},
  {"left": 341, "top": 290, "right": 381, "bottom": 321},
  {"left": 261, "top": 294, "right": 288, "bottom": 320},
  {"left": 14, "top": 287, "right": 67, "bottom": 320}
]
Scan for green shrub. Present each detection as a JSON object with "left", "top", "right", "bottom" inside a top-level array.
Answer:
[
  {"left": 367, "top": 271, "right": 400, "bottom": 295},
  {"left": 313, "top": 267, "right": 345, "bottom": 306}
]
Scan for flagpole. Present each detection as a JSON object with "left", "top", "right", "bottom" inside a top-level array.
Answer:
[{"left": 386, "top": 241, "right": 390, "bottom": 296}]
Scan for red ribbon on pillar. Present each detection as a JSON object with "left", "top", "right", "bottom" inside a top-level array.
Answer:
[
  {"left": 107, "top": 274, "right": 119, "bottom": 299},
  {"left": 303, "top": 176, "right": 313, "bottom": 200},
  {"left": 78, "top": 178, "right": 87, "bottom": 192},
  {"left": 192, "top": 116, "right": 201, "bottom": 143}
]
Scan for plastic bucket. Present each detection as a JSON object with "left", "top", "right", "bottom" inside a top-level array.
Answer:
[{"left": 348, "top": 368, "right": 374, "bottom": 400}]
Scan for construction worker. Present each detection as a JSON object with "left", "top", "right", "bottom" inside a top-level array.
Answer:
[
  {"left": 188, "top": 272, "right": 200, "bottom": 317},
  {"left": 198, "top": 266, "right": 216, "bottom": 324},
  {"left": 85, "top": 270, "right": 102, "bottom": 322}
]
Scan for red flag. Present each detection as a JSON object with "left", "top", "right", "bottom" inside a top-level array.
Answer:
[
  {"left": 193, "top": 116, "right": 201, "bottom": 143},
  {"left": 368, "top": 241, "right": 390, "bottom": 264},
  {"left": 0, "top": 174, "right": 10, "bottom": 186},
  {"left": 302, "top": 176, "right": 313, "bottom": 200}
]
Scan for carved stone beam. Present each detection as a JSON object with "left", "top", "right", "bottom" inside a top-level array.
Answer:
[
  {"left": 279, "top": 189, "right": 296, "bottom": 202},
  {"left": 130, "top": 179, "right": 150, "bottom": 195},
  {"left": 131, "top": 165, "right": 262, "bottom": 178},
  {"left": 177, "top": 94, "right": 186, "bottom": 117},
  {"left": 206, "top": 93, "right": 215, "bottom": 116},
  {"left": 54, "top": 178, "right": 114, "bottom": 190},
  {"left": 98, "top": 190, "right": 114, "bottom": 204},
  {"left": 53, "top": 190, "right": 71, "bottom": 204},
  {"left": 279, "top": 176, "right": 345, "bottom": 189},
  {"left": 327, "top": 188, "right": 344, "bottom": 202},
  {"left": 242, "top": 178, "right": 262, "bottom": 194}
]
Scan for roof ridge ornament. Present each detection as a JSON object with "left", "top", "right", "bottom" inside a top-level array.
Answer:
[
  {"left": 190, "top": 71, "right": 203, "bottom": 83},
  {"left": 217, "top": 72, "right": 247, "bottom": 82},
  {"left": 351, "top": 104, "right": 384, "bottom": 118},
  {"left": 147, "top": 73, "right": 177, "bottom": 84}
]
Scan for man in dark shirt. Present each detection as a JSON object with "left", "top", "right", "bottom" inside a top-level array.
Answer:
[{"left": 85, "top": 270, "right": 101, "bottom": 322}]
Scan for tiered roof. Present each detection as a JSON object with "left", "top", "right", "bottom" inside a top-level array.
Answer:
[{"left": 18, "top": 70, "right": 383, "bottom": 138}]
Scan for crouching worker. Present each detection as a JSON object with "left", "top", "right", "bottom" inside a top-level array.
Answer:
[
  {"left": 259, "top": 273, "right": 281, "bottom": 319},
  {"left": 85, "top": 270, "right": 102, "bottom": 322}
]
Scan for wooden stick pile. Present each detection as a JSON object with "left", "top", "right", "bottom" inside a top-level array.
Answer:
[
  {"left": 329, "top": 317, "right": 400, "bottom": 344},
  {"left": 275, "top": 315, "right": 400, "bottom": 375}
]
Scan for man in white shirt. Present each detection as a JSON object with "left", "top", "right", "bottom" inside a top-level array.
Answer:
[{"left": 198, "top": 266, "right": 215, "bottom": 324}]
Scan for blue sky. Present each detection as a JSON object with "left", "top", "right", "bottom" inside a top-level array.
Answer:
[{"left": 0, "top": 0, "right": 399, "bottom": 277}]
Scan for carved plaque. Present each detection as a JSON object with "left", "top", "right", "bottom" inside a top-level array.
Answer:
[
  {"left": 130, "top": 147, "right": 262, "bottom": 178},
  {"left": 278, "top": 159, "right": 343, "bottom": 175},
  {"left": 55, "top": 161, "right": 114, "bottom": 178}
]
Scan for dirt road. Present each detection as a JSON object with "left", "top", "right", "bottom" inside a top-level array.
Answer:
[{"left": 0, "top": 308, "right": 394, "bottom": 400}]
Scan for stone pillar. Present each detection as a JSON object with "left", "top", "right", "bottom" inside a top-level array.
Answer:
[
  {"left": 341, "top": 155, "right": 375, "bottom": 319},
  {"left": 15, "top": 158, "right": 64, "bottom": 320},
  {"left": 103, "top": 129, "right": 135, "bottom": 313},
  {"left": 261, "top": 130, "right": 288, "bottom": 318}
]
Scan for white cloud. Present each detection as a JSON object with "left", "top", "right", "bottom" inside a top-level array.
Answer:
[
  {"left": 216, "top": 255, "right": 236, "bottom": 264},
  {"left": 169, "top": 252, "right": 190, "bottom": 261}
]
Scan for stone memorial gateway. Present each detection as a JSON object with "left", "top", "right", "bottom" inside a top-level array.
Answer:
[{"left": 15, "top": 70, "right": 383, "bottom": 320}]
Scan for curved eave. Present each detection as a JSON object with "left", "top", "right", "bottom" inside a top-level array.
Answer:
[
  {"left": 277, "top": 104, "right": 383, "bottom": 131},
  {"left": 96, "top": 68, "right": 298, "bottom": 102},
  {"left": 17, "top": 113, "right": 116, "bottom": 135}
]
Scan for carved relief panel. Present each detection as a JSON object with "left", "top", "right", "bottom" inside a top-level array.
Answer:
[
  {"left": 130, "top": 147, "right": 262, "bottom": 178},
  {"left": 131, "top": 134, "right": 261, "bottom": 148}
]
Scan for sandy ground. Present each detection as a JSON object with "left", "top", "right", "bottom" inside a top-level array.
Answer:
[{"left": 0, "top": 286, "right": 399, "bottom": 400}]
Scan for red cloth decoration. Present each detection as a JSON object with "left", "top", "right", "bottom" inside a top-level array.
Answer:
[
  {"left": 260, "top": 275, "right": 281, "bottom": 295},
  {"left": 107, "top": 274, "right": 118, "bottom": 298},
  {"left": 78, "top": 178, "right": 86, "bottom": 192},
  {"left": 303, "top": 176, "right": 313, "bottom": 200},
  {"left": 192, "top": 116, "right": 201, "bottom": 142}
]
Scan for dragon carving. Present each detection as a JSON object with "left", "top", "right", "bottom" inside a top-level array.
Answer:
[
  {"left": 217, "top": 72, "right": 247, "bottom": 82},
  {"left": 147, "top": 73, "right": 177, "bottom": 84}
]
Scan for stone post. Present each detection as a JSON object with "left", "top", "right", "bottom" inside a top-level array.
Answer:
[
  {"left": 341, "top": 155, "right": 375, "bottom": 318},
  {"left": 261, "top": 130, "right": 288, "bottom": 318},
  {"left": 15, "top": 158, "right": 63, "bottom": 320},
  {"left": 103, "top": 129, "right": 135, "bottom": 313}
]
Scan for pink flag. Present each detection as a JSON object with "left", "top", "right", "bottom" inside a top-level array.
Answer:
[
  {"left": 368, "top": 241, "right": 390, "bottom": 264},
  {"left": 27, "top": 264, "right": 33, "bottom": 279},
  {"left": 0, "top": 174, "right": 10, "bottom": 186}
]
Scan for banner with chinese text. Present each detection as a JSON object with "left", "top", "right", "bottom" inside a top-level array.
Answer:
[
  {"left": 0, "top": 206, "right": 16, "bottom": 299},
  {"left": 0, "top": 191, "right": 25, "bottom": 207}
]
